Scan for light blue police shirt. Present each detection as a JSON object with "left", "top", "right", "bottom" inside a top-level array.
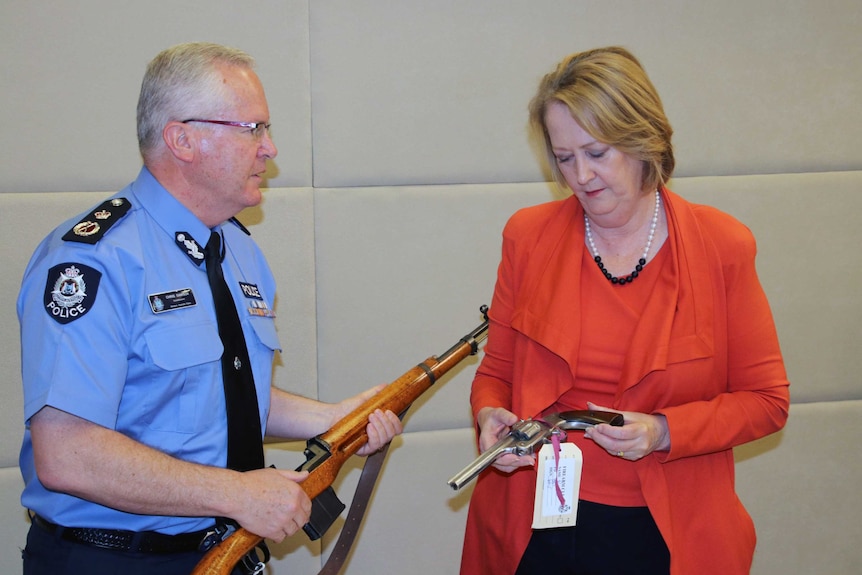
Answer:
[{"left": 18, "top": 167, "right": 281, "bottom": 534}]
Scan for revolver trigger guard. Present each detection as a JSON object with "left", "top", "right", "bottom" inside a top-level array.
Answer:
[{"left": 512, "top": 444, "right": 535, "bottom": 457}]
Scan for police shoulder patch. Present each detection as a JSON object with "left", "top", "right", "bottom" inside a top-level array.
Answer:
[
  {"left": 62, "top": 198, "right": 132, "bottom": 244},
  {"left": 43, "top": 263, "right": 102, "bottom": 324}
]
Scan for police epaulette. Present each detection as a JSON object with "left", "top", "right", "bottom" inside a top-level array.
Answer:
[
  {"left": 62, "top": 198, "right": 132, "bottom": 244},
  {"left": 229, "top": 216, "right": 251, "bottom": 235}
]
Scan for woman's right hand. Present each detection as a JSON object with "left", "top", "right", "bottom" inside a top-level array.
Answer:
[{"left": 476, "top": 407, "right": 536, "bottom": 473}]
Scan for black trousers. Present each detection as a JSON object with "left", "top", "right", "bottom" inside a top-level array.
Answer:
[
  {"left": 515, "top": 500, "right": 670, "bottom": 575},
  {"left": 22, "top": 522, "right": 249, "bottom": 575}
]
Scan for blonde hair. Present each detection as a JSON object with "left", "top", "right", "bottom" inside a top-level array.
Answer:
[{"left": 529, "top": 46, "right": 674, "bottom": 192}]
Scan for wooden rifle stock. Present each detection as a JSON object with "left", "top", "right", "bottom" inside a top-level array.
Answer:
[{"left": 192, "top": 306, "right": 489, "bottom": 575}]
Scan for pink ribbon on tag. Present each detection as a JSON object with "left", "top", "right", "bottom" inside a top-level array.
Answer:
[{"left": 551, "top": 433, "right": 565, "bottom": 507}]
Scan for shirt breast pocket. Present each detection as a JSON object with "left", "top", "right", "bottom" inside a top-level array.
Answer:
[
  {"left": 147, "top": 322, "right": 222, "bottom": 371},
  {"left": 138, "top": 322, "right": 223, "bottom": 435},
  {"left": 246, "top": 315, "right": 281, "bottom": 353}
]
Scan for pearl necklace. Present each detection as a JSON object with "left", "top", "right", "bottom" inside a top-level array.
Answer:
[{"left": 584, "top": 189, "right": 661, "bottom": 285}]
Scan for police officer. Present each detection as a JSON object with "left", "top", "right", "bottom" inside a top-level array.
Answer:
[{"left": 18, "top": 42, "right": 402, "bottom": 575}]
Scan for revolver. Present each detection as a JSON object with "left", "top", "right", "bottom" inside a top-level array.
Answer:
[{"left": 447, "top": 410, "right": 624, "bottom": 490}]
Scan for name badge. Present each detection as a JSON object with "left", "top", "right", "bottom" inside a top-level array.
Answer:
[{"left": 148, "top": 288, "right": 197, "bottom": 314}]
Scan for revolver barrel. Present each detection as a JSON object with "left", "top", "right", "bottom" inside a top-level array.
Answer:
[
  {"left": 447, "top": 419, "right": 553, "bottom": 490},
  {"left": 446, "top": 434, "right": 516, "bottom": 490}
]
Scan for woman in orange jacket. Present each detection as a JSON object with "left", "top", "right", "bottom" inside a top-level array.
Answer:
[{"left": 460, "top": 47, "right": 789, "bottom": 575}]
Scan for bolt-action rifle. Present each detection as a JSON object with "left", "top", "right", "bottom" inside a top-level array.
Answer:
[{"left": 192, "top": 306, "right": 489, "bottom": 575}]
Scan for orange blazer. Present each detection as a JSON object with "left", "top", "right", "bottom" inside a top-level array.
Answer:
[{"left": 461, "top": 188, "right": 790, "bottom": 575}]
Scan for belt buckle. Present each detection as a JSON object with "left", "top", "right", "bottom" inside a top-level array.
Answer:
[{"left": 198, "top": 522, "right": 237, "bottom": 552}]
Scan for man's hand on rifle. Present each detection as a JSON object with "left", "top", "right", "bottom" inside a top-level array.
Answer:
[
  {"left": 332, "top": 384, "right": 404, "bottom": 456},
  {"left": 228, "top": 467, "right": 313, "bottom": 542},
  {"left": 222, "top": 385, "right": 400, "bottom": 543},
  {"left": 190, "top": 312, "right": 488, "bottom": 574}
]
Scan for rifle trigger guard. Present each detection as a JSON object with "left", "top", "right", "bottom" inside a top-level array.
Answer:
[{"left": 198, "top": 521, "right": 237, "bottom": 552}]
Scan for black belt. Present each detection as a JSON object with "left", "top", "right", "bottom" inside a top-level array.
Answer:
[{"left": 31, "top": 513, "right": 229, "bottom": 554}]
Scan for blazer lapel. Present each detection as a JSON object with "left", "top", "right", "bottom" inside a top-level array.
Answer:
[
  {"left": 616, "top": 189, "right": 715, "bottom": 400},
  {"left": 510, "top": 197, "right": 585, "bottom": 415}
]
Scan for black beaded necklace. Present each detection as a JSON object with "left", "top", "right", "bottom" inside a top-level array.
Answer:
[{"left": 584, "top": 190, "right": 661, "bottom": 285}]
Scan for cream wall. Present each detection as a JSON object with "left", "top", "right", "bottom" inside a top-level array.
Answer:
[{"left": 1, "top": 1, "right": 860, "bottom": 574}]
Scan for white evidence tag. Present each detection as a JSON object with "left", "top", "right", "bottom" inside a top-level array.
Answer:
[{"left": 531, "top": 441, "right": 582, "bottom": 529}]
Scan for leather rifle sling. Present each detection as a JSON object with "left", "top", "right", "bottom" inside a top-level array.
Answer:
[{"left": 317, "top": 429, "right": 397, "bottom": 574}]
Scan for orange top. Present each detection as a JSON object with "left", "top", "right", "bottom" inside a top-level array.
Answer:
[{"left": 555, "top": 241, "right": 669, "bottom": 507}]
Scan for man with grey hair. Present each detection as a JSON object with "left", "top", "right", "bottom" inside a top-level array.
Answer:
[{"left": 18, "top": 42, "right": 401, "bottom": 575}]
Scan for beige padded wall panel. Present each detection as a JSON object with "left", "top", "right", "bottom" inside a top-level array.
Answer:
[
  {"left": 735, "top": 400, "right": 862, "bottom": 574},
  {"left": 313, "top": 172, "right": 862, "bottom": 419},
  {"left": 0, "top": 1, "right": 312, "bottom": 193},
  {"left": 309, "top": 0, "right": 861, "bottom": 188},
  {"left": 671, "top": 172, "right": 862, "bottom": 403},
  {"left": 313, "top": 183, "right": 558, "bottom": 431}
]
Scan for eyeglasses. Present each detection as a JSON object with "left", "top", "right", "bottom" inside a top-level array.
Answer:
[{"left": 183, "top": 119, "right": 271, "bottom": 139}]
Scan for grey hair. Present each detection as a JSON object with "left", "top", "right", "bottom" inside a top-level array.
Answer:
[{"left": 136, "top": 42, "right": 256, "bottom": 158}]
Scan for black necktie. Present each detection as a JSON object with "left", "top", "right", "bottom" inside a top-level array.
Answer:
[{"left": 205, "top": 231, "right": 265, "bottom": 472}]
